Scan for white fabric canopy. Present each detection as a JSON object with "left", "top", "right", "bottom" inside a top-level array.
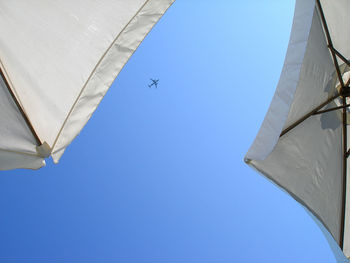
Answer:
[
  {"left": 0, "top": 0, "right": 174, "bottom": 170},
  {"left": 246, "top": 0, "right": 350, "bottom": 261}
]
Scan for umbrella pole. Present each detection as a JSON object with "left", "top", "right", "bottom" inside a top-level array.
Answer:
[
  {"left": 341, "top": 96, "right": 347, "bottom": 249},
  {"left": 0, "top": 66, "right": 42, "bottom": 146}
]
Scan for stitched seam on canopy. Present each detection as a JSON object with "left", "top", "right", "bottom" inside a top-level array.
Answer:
[
  {"left": 281, "top": 4, "right": 318, "bottom": 132},
  {"left": 51, "top": 0, "right": 151, "bottom": 150},
  {"left": 51, "top": 0, "right": 175, "bottom": 160},
  {"left": 247, "top": 0, "right": 316, "bottom": 161}
]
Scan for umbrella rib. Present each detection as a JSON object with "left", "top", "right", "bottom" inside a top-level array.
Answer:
[
  {"left": 316, "top": 0, "right": 347, "bottom": 249},
  {"left": 313, "top": 104, "right": 350, "bottom": 115},
  {"left": 280, "top": 94, "right": 339, "bottom": 137},
  {"left": 0, "top": 66, "right": 42, "bottom": 146},
  {"left": 316, "top": 0, "right": 345, "bottom": 88},
  {"left": 330, "top": 46, "right": 350, "bottom": 68}
]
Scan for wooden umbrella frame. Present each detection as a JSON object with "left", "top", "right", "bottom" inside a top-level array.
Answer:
[{"left": 280, "top": 0, "right": 350, "bottom": 249}]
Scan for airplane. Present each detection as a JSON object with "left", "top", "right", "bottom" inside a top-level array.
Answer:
[{"left": 148, "top": 78, "right": 159, "bottom": 88}]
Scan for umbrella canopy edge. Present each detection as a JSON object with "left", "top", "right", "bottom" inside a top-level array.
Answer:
[
  {"left": 245, "top": 0, "right": 315, "bottom": 161},
  {"left": 49, "top": 0, "right": 176, "bottom": 163}
]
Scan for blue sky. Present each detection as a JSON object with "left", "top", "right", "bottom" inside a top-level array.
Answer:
[{"left": 0, "top": 1, "right": 339, "bottom": 262}]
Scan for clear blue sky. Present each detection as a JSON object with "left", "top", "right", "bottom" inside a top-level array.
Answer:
[{"left": 0, "top": 1, "right": 338, "bottom": 262}]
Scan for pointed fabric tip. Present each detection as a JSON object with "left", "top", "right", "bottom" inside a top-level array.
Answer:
[{"left": 36, "top": 142, "right": 51, "bottom": 158}]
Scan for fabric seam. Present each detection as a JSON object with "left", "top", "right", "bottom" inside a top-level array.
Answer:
[{"left": 51, "top": 0, "right": 151, "bottom": 150}]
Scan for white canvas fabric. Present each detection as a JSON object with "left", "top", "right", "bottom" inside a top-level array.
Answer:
[
  {"left": 245, "top": 0, "right": 350, "bottom": 261},
  {"left": 0, "top": 0, "right": 174, "bottom": 170}
]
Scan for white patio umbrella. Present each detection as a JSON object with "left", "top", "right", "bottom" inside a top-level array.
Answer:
[
  {"left": 245, "top": 0, "right": 350, "bottom": 261},
  {"left": 0, "top": 0, "right": 174, "bottom": 170}
]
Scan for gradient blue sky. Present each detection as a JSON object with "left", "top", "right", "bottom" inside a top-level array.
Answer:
[{"left": 0, "top": 1, "right": 338, "bottom": 262}]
